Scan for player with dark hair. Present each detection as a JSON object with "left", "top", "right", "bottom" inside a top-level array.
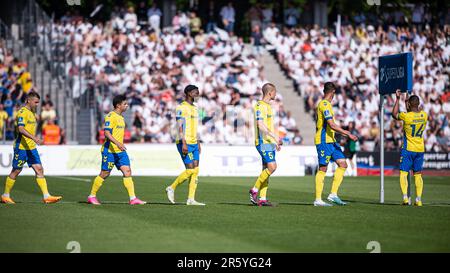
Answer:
[
  {"left": 392, "top": 90, "right": 427, "bottom": 206},
  {"left": 248, "top": 83, "right": 283, "bottom": 206},
  {"left": 314, "top": 82, "right": 358, "bottom": 206},
  {"left": 166, "top": 85, "right": 205, "bottom": 205},
  {"left": 1, "top": 91, "right": 62, "bottom": 204},
  {"left": 87, "top": 94, "right": 146, "bottom": 205}
]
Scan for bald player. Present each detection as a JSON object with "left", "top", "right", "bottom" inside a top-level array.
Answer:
[{"left": 248, "top": 83, "right": 283, "bottom": 207}]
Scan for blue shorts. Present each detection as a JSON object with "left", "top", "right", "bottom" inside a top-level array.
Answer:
[
  {"left": 316, "top": 142, "right": 345, "bottom": 166},
  {"left": 101, "top": 151, "right": 130, "bottom": 171},
  {"left": 256, "top": 144, "right": 276, "bottom": 164},
  {"left": 12, "top": 148, "right": 41, "bottom": 169},
  {"left": 176, "top": 143, "right": 200, "bottom": 165},
  {"left": 399, "top": 149, "right": 424, "bottom": 172}
]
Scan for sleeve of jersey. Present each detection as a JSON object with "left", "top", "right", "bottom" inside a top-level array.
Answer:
[
  {"left": 322, "top": 103, "right": 333, "bottom": 120},
  {"left": 104, "top": 116, "right": 114, "bottom": 133},
  {"left": 176, "top": 107, "right": 184, "bottom": 121},
  {"left": 398, "top": 112, "right": 406, "bottom": 121},
  {"left": 17, "top": 112, "right": 26, "bottom": 127},
  {"left": 255, "top": 105, "right": 264, "bottom": 121}
]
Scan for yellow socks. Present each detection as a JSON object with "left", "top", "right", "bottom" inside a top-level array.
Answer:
[
  {"left": 315, "top": 170, "right": 326, "bottom": 200},
  {"left": 400, "top": 171, "right": 409, "bottom": 199},
  {"left": 188, "top": 167, "right": 199, "bottom": 200},
  {"left": 259, "top": 179, "right": 269, "bottom": 200},
  {"left": 171, "top": 169, "right": 194, "bottom": 190},
  {"left": 331, "top": 167, "right": 346, "bottom": 195},
  {"left": 3, "top": 177, "right": 16, "bottom": 197},
  {"left": 253, "top": 169, "right": 271, "bottom": 191},
  {"left": 89, "top": 176, "right": 104, "bottom": 197},
  {"left": 414, "top": 173, "right": 423, "bottom": 200},
  {"left": 123, "top": 177, "right": 136, "bottom": 200},
  {"left": 36, "top": 177, "right": 50, "bottom": 198}
]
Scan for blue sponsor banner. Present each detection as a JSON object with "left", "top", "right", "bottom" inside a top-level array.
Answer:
[{"left": 378, "top": 52, "right": 413, "bottom": 95}]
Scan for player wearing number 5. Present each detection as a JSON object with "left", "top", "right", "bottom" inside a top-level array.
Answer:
[
  {"left": 392, "top": 90, "right": 427, "bottom": 206},
  {"left": 1, "top": 91, "right": 62, "bottom": 204},
  {"left": 314, "top": 82, "right": 358, "bottom": 206},
  {"left": 87, "top": 95, "right": 146, "bottom": 205},
  {"left": 248, "top": 83, "right": 283, "bottom": 207},
  {"left": 166, "top": 85, "right": 205, "bottom": 206}
]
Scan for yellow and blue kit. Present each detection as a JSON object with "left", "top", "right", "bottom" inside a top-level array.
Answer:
[
  {"left": 101, "top": 111, "right": 130, "bottom": 171},
  {"left": 175, "top": 101, "right": 199, "bottom": 164},
  {"left": 314, "top": 99, "right": 345, "bottom": 166},
  {"left": 12, "top": 107, "right": 41, "bottom": 169},
  {"left": 398, "top": 111, "right": 428, "bottom": 172},
  {"left": 254, "top": 100, "right": 276, "bottom": 164}
]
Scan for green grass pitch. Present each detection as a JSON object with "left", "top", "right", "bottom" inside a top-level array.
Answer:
[{"left": 0, "top": 175, "right": 449, "bottom": 252}]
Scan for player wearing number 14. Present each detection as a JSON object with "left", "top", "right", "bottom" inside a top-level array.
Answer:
[{"left": 392, "top": 90, "right": 427, "bottom": 206}]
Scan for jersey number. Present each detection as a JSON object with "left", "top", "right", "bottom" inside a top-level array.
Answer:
[{"left": 410, "top": 124, "right": 424, "bottom": 137}]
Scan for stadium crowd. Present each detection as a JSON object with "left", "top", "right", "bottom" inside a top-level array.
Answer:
[
  {"left": 0, "top": 40, "right": 64, "bottom": 144},
  {"left": 45, "top": 5, "right": 303, "bottom": 145},
  {"left": 263, "top": 22, "right": 450, "bottom": 152}
]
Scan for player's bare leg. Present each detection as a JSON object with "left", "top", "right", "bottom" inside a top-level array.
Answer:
[
  {"left": 186, "top": 160, "right": 204, "bottom": 206},
  {"left": 314, "top": 165, "right": 332, "bottom": 206},
  {"left": 120, "top": 166, "right": 146, "bottom": 205},
  {"left": 1, "top": 169, "right": 22, "bottom": 204},
  {"left": 327, "top": 159, "right": 347, "bottom": 206},
  {"left": 32, "top": 164, "right": 62, "bottom": 204},
  {"left": 87, "top": 170, "right": 110, "bottom": 205}
]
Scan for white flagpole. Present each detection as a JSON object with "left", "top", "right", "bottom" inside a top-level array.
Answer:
[{"left": 380, "top": 95, "right": 385, "bottom": 204}]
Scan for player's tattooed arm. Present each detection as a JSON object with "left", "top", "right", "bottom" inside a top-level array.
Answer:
[
  {"left": 104, "top": 130, "right": 126, "bottom": 151},
  {"left": 392, "top": 89, "right": 402, "bottom": 120},
  {"left": 18, "top": 125, "right": 42, "bottom": 145}
]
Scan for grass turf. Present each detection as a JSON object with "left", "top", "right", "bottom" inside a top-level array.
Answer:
[{"left": 0, "top": 175, "right": 449, "bottom": 253}]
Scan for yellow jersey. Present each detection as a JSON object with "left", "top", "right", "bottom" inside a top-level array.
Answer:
[
  {"left": 14, "top": 107, "right": 37, "bottom": 150},
  {"left": 102, "top": 111, "right": 126, "bottom": 153},
  {"left": 254, "top": 100, "right": 276, "bottom": 146},
  {"left": 398, "top": 111, "right": 428, "bottom": 153},
  {"left": 314, "top": 99, "right": 336, "bottom": 145},
  {"left": 175, "top": 101, "right": 198, "bottom": 145}
]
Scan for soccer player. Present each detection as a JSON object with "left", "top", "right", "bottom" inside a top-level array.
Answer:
[
  {"left": 248, "top": 83, "right": 283, "bottom": 207},
  {"left": 165, "top": 85, "right": 205, "bottom": 206},
  {"left": 1, "top": 91, "right": 62, "bottom": 204},
  {"left": 314, "top": 82, "right": 358, "bottom": 206},
  {"left": 392, "top": 90, "right": 427, "bottom": 206},
  {"left": 87, "top": 95, "right": 146, "bottom": 205}
]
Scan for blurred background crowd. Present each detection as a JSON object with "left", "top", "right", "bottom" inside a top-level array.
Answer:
[{"left": 0, "top": 0, "right": 448, "bottom": 153}]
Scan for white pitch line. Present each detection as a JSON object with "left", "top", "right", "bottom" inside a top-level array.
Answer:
[{"left": 53, "top": 176, "right": 91, "bottom": 182}]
